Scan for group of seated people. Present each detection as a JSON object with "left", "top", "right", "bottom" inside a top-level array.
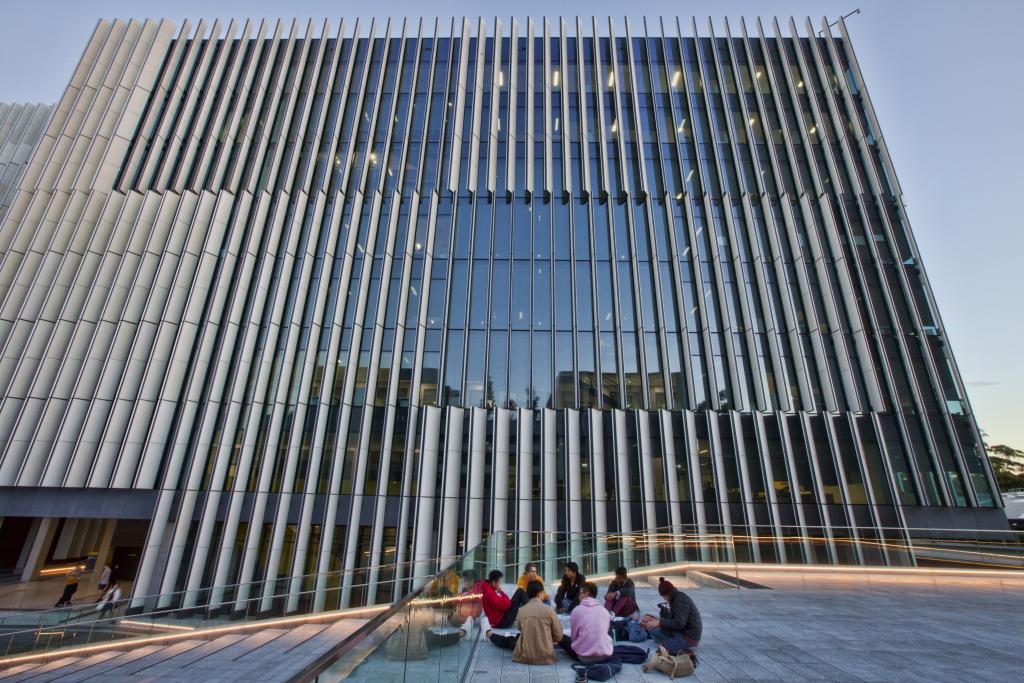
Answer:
[{"left": 472, "top": 561, "right": 702, "bottom": 667}]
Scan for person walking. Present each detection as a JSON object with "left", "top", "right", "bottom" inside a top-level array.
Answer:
[
  {"left": 54, "top": 566, "right": 83, "bottom": 607},
  {"left": 95, "top": 580, "right": 122, "bottom": 619}
]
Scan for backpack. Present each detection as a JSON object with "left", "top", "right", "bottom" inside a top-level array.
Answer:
[
  {"left": 571, "top": 656, "right": 623, "bottom": 682},
  {"left": 626, "top": 619, "right": 649, "bottom": 642},
  {"left": 609, "top": 619, "right": 631, "bottom": 641},
  {"left": 612, "top": 643, "right": 649, "bottom": 664},
  {"left": 642, "top": 644, "right": 695, "bottom": 678}
]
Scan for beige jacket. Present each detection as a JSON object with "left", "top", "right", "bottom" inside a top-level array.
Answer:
[{"left": 512, "top": 598, "right": 563, "bottom": 665}]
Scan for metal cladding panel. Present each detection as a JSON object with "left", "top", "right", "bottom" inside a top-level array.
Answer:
[{"left": 0, "top": 18, "right": 1000, "bottom": 603}]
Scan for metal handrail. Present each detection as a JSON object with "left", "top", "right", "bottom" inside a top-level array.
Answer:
[
  {"left": 0, "top": 550, "right": 465, "bottom": 627},
  {"left": 4, "top": 524, "right": 1020, "bottom": 667}
]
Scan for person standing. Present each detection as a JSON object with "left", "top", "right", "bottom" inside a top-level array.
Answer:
[
  {"left": 97, "top": 563, "right": 112, "bottom": 593},
  {"left": 554, "top": 561, "right": 585, "bottom": 613},
  {"left": 567, "top": 582, "right": 613, "bottom": 663},
  {"left": 54, "top": 566, "right": 83, "bottom": 607},
  {"left": 604, "top": 566, "right": 638, "bottom": 616}
]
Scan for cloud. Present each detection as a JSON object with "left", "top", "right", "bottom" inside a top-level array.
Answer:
[{"left": 967, "top": 380, "right": 1001, "bottom": 387}]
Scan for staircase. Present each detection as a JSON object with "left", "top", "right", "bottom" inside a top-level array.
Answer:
[{"left": 0, "top": 619, "right": 367, "bottom": 681}]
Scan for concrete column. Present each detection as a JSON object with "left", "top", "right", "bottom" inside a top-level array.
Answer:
[
  {"left": 53, "top": 519, "right": 78, "bottom": 560},
  {"left": 20, "top": 518, "right": 58, "bottom": 582},
  {"left": 92, "top": 520, "right": 117, "bottom": 589},
  {"left": 14, "top": 518, "right": 41, "bottom": 574},
  {"left": 69, "top": 519, "right": 95, "bottom": 558},
  {"left": 83, "top": 519, "right": 103, "bottom": 555}
]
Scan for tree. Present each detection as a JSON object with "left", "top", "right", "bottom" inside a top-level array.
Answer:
[{"left": 987, "top": 444, "right": 1024, "bottom": 492}]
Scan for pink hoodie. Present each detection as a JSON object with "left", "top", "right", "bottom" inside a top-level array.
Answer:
[{"left": 570, "top": 596, "right": 613, "bottom": 658}]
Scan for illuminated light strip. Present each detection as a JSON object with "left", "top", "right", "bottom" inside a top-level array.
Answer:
[
  {"left": 602, "top": 562, "right": 1024, "bottom": 580},
  {"left": 118, "top": 619, "right": 196, "bottom": 631},
  {"left": 0, "top": 603, "right": 390, "bottom": 667},
  {"left": 562, "top": 533, "right": 1024, "bottom": 564},
  {"left": 413, "top": 592, "right": 482, "bottom": 607},
  {"left": 38, "top": 565, "right": 85, "bottom": 576}
]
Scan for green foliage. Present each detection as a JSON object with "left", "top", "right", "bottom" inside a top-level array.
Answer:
[{"left": 987, "top": 444, "right": 1024, "bottom": 492}]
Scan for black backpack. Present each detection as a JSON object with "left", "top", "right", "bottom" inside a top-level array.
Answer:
[
  {"left": 571, "top": 656, "right": 623, "bottom": 681},
  {"left": 612, "top": 643, "right": 649, "bottom": 664}
]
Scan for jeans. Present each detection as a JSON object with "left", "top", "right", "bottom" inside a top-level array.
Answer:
[
  {"left": 488, "top": 632, "right": 572, "bottom": 654},
  {"left": 55, "top": 584, "right": 78, "bottom": 607},
  {"left": 648, "top": 627, "right": 698, "bottom": 654},
  {"left": 495, "top": 588, "right": 528, "bottom": 629}
]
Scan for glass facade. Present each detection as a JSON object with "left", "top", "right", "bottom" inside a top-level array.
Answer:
[{"left": 0, "top": 17, "right": 1001, "bottom": 602}]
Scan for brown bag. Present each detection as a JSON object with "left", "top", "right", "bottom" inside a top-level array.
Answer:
[{"left": 642, "top": 644, "right": 695, "bottom": 678}]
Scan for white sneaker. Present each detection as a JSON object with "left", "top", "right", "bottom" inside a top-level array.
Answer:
[{"left": 478, "top": 614, "right": 490, "bottom": 631}]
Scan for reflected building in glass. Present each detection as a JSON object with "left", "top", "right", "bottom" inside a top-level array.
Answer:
[{"left": 0, "top": 16, "right": 1004, "bottom": 600}]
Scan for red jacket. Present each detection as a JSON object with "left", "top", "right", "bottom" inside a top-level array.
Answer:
[{"left": 474, "top": 579, "right": 511, "bottom": 626}]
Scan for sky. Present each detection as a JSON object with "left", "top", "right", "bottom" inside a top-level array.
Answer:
[{"left": 1, "top": 0, "right": 1021, "bottom": 447}]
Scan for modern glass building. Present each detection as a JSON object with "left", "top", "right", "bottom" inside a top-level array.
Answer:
[{"left": 0, "top": 17, "right": 1004, "bottom": 602}]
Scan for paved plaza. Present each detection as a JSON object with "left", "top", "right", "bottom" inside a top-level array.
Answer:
[
  {"left": 349, "top": 571, "right": 1024, "bottom": 683},
  {"left": 2, "top": 570, "right": 1023, "bottom": 681}
]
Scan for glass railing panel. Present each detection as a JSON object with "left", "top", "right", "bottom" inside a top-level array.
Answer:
[{"left": 4, "top": 525, "right": 1023, "bottom": 674}]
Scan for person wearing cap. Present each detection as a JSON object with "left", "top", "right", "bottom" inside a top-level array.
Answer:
[
  {"left": 554, "top": 561, "right": 585, "bottom": 613},
  {"left": 642, "top": 577, "right": 702, "bottom": 654},
  {"left": 604, "top": 566, "right": 637, "bottom": 616}
]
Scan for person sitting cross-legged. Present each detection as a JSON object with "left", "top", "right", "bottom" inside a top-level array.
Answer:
[
  {"left": 640, "top": 577, "right": 702, "bottom": 658},
  {"left": 603, "top": 566, "right": 638, "bottom": 617},
  {"left": 487, "top": 580, "right": 572, "bottom": 664},
  {"left": 554, "top": 561, "right": 586, "bottom": 613},
  {"left": 564, "top": 581, "right": 614, "bottom": 663}
]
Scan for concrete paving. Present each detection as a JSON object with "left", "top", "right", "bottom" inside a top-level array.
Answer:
[
  {"left": 3, "top": 571, "right": 1022, "bottom": 681},
  {"left": 346, "top": 571, "right": 1024, "bottom": 682}
]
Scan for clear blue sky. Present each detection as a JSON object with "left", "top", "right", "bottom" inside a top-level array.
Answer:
[{"left": 2, "top": 0, "right": 1021, "bottom": 447}]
